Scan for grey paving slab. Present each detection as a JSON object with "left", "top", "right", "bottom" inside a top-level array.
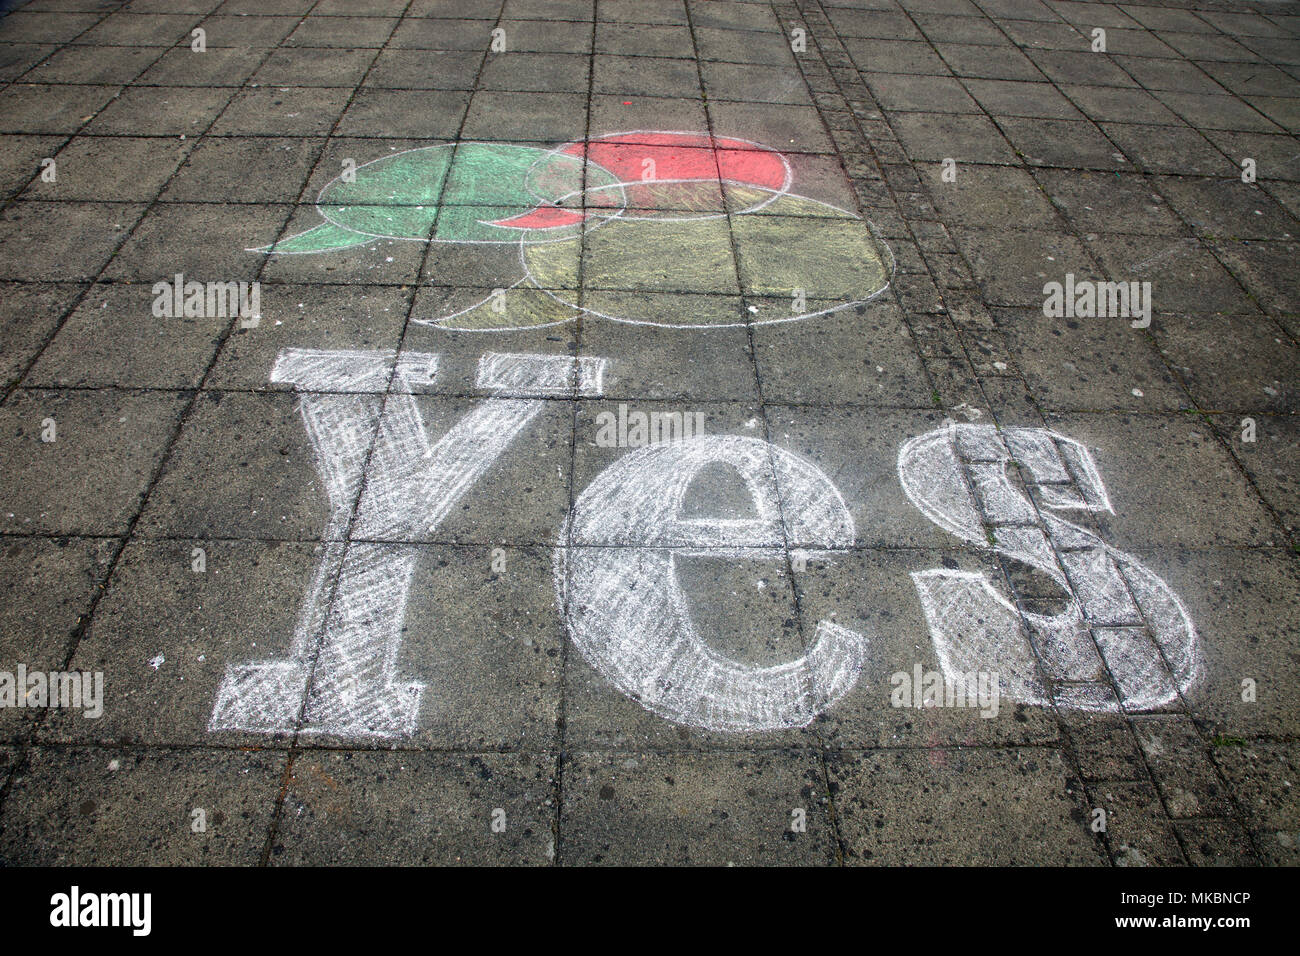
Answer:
[
  {"left": 206, "top": 283, "right": 413, "bottom": 390},
  {"left": 24, "top": 282, "right": 226, "bottom": 389},
  {"left": 269, "top": 750, "right": 556, "bottom": 865},
  {"left": 0, "top": 746, "right": 284, "bottom": 865},
  {"left": 1177, "top": 818, "right": 1261, "bottom": 866},
  {"left": 1091, "top": 780, "right": 1187, "bottom": 865},
  {"left": 790, "top": 547, "right": 1063, "bottom": 747},
  {"left": 0, "top": 201, "right": 145, "bottom": 281},
  {"left": 103, "top": 202, "right": 287, "bottom": 283},
  {"left": 0, "top": 281, "right": 87, "bottom": 388},
  {"left": 27, "top": 135, "right": 194, "bottom": 202},
  {"left": 0, "top": 535, "right": 116, "bottom": 742},
  {"left": 992, "top": 307, "right": 1191, "bottom": 412},
  {"left": 561, "top": 750, "right": 836, "bottom": 864},
  {"left": 752, "top": 304, "right": 934, "bottom": 406},
  {"left": 0, "top": 134, "right": 64, "bottom": 198},
  {"left": 828, "top": 747, "right": 1104, "bottom": 864},
  {"left": 1151, "top": 311, "right": 1296, "bottom": 414},
  {"left": 1157, "top": 547, "right": 1300, "bottom": 740},
  {"left": 1212, "top": 741, "right": 1300, "bottom": 866},
  {"left": 1040, "top": 412, "right": 1281, "bottom": 548},
  {"left": 1208, "top": 412, "right": 1298, "bottom": 540},
  {"left": 134, "top": 389, "right": 346, "bottom": 541},
  {"left": 0, "top": 388, "right": 188, "bottom": 536},
  {"left": 40, "top": 539, "right": 315, "bottom": 747}
]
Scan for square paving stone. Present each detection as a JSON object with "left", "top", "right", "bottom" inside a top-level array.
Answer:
[
  {"left": 935, "top": 40, "right": 1037, "bottom": 80},
  {"left": 22, "top": 45, "right": 165, "bottom": 85},
  {"left": 460, "top": 90, "right": 586, "bottom": 142},
  {"left": 0, "top": 281, "right": 89, "bottom": 388},
  {"left": 0, "top": 388, "right": 188, "bottom": 537},
  {"left": 1152, "top": 311, "right": 1297, "bottom": 414},
  {"left": 790, "top": 546, "right": 1064, "bottom": 748},
  {"left": 1212, "top": 741, "right": 1300, "bottom": 865},
  {"left": 965, "top": 77, "right": 1088, "bottom": 119},
  {"left": 1154, "top": 89, "right": 1286, "bottom": 133},
  {"left": 103, "top": 202, "right": 287, "bottom": 283},
  {"left": 1092, "top": 780, "right": 1187, "bottom": 865},
  {"left": 1153, "top": 548, "right": 1300, "bottom": 741},
  {"left": 0, "top": 536, "right": 117, "bottom": 742},
  {"left": 951, "top": 227, "right": 1095, "bottom": 306},
  {"left": 44, "top": 539, "right": 325, "bottom": 748},
  {"left": 996, "top": 116, "right": 1131, "bottom": 170},
  {"left": 923, "top": 164, "right": 1060, "bottom": 228},
  {"left": 336, "top": 89, "right": 472, "bottom": 139},
  {"left": 1086, "top": 232, "right": 1250, "bottom": 314},
  {"left": 1131, "top": 715, "right": 1235, "bottom": 818},
  {"left": 892, "top": 111, "right": 1020, "bottom": 163},
  {"left": 283, "top": 16, "right": 397, "bottom": 48},
  {"left": 196, "top": 15, "right": 304, "bottom": 48},
  {"left": 827, "top": 747, "right": 1103, "bottom": 864},
  {"left": 1207, "top": 239, "right": 1300, "bottom": 317},
  {"left": 0, "top": 46, "right": 58, "bottom": 83},
  {"left": 73, "top": 12, "right": 202, "bottom": 47},
  {"left": 249, "top": 48, "right": 378, "bottom": 88},
  {"left": 161, "top": 136, "right": 324, "bottom": 204},
  {"left": 707, "top": 102, "right": 837, "bottom": 154},
  {"left": 596, "top": 53, "right": 702, "bottom": 97},
  {"left": 477, "top": 51, "right": 590, "bottom": 92},
  {"left": 269, "top": 750, "right": 556, "bottom": 865},
  {"left": 694, "top": 27, "right": 799, "bottom": 66},
  {"left": 561, "top": 750, "right": 836, "bottom": 865},
  {"left": 1208, "top": 412, "right": 1298, "bottom": 540},
  {"left": 23, "top": 135, "right": 193, "bottom": 203},
  {"left": 363, "top": 49, "right": 482, "bottom": 90},
  {"left": 206, "top": 283, "right": 412, "bottom": 391},
  {"left": 752, "top": 303, "right": 933, "bottom": 407},
  {"left": 0, "top": 134, "right": 66, "bottom": 199},
  {"left": 135, "top": 389, "right": 354, "bottom": 541},
  {"left": 1099, "top": 122, "right": 1239, "bottom": 176},
  {"left": 0, "top": 201, "right": 144, "bottom": 281},
  {"left": 867, "top": 73, "right": 982, "bottom": 113},
  {"left": 210, "top": 87, "right": 352, "bottom": 137},
  {"left": 701, "top": 60, "right": 812, "bottom": 105},
  {"left": 137, "top": 47, "right": 265, "bottom": 87},
  {"left": 0, "top": 746, "right": 285, "bottom": 865},
  {"left": 83, "top": 86, "right": 234, "bottom": 137},
  {"left": 1176, "top": 818, "right": 1261, "bottom": 866},
  {"left": 1032, "top": 168, "right": 1185, "bottom": 235},
  {"left": 993, "top": 307, "right": 1189, "bottom": 412},
  {"left": 23, "top": 282, "right": 226, "bottom": 389},
  {"left": 257, "top": 210, "right": 427, "bottom": 285},
  {"left": 1039, "top": 412, "right": 1281, "bottom": 548}
]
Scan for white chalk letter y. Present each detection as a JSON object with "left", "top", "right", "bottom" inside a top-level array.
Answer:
[{"left": 210, "top": 349, "right": 606, "bottom": 738}]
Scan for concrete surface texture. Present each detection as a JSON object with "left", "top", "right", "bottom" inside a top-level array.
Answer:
[{"left": 0, "top": 0, "right": 1296, "bottom": 866}]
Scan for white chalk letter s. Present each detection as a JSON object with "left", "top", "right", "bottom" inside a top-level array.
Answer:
[
  {"left": 557, "top": 435, "right": 868, "bottom": 732},
  {"left": 898, "top": 425, "right": 1200, "bottom": 712}
]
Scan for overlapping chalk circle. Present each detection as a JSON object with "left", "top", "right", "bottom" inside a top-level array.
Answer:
[{"left": 248, "top": 131, "right": 895, "bottom": 330}]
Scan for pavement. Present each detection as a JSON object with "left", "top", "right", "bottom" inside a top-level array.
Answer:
[{"left": 0, "top": 0, "right": 1296, "bottom": 867}]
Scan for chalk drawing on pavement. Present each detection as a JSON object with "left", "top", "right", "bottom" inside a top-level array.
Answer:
[
  {"left": 555, "top": 435, "right": 869, "bottom": 732},
  {"left": 209, "top": 349, "right": 607, "bottom": 738},
  {"left": 249, "top": 131, "right": 893, "bottom": 331},
  {"left": 898, "top": 424, "right": 1201, "bottom": 713}
]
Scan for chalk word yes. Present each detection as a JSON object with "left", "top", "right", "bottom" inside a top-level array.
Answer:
[
  {"left": 209, "top": 349, "right": 607, "bottom": 738},
  {"left": 898, "top": 424, "right": 1200, "bottom": 712},
  {"left": 210, "top": 351, "right": 1199, "bottom": 738}
]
